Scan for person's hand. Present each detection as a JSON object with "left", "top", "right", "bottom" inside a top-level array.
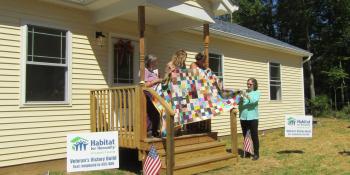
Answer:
[
  {"left": 152, "top": 78, "right": 162, "bottom": 85},
  {"left": 204, "top": 68, "right": 212, "bottom": 74},
  {"left": 217, "top": 79, "right": 223, "bottom": 90},
  {"left": 241, "top": 91, "right": 249, "bottom": 99}
]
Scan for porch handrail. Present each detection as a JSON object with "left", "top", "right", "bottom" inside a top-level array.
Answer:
[
  {"left": 143, "top": 88, "right": 175, "bottom": 116},
  {"left": 143, "top": 87, "right": 175, "bottom": 175}
]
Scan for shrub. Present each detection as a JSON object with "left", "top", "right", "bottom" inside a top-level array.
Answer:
[
  {"left": 335, "top": 105, "right": 350, "bottom": 119},
  {"left": 307, "top": 95, "right": 331, "bottom": 117}
]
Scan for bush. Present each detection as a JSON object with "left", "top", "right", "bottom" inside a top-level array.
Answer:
[
  {"left": 335, "top": 105, "right": 350, "bottom": 119},
  {"left": 307, "top": 95, "right": 331, "bottom": 117}
]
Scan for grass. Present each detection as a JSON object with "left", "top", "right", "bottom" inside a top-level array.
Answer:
[
  {"left": 51, "top": 118, "right": 350, "bottom": 175},
  {"left": 200, "top": 118, "right": 350, "bottom": 175}
]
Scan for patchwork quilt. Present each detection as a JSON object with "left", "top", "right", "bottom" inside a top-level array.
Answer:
[{"left": 149, "top": 68, "right": 240, "bottom": 136}]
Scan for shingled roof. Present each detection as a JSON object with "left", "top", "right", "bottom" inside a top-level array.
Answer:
[{"left": 199, "top": 19, "right": 312, "bottom": 57}]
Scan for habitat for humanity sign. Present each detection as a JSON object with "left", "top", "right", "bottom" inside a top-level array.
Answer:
[
  {"left": 67, "top": 131, "right": 119, "bottom": 172},
  {"left": 285, "top": 115, "right": 313, "bottom": 137}
]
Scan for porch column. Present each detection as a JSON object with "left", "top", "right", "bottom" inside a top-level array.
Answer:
[
  {"left": 138, "top": 5, "right": 147, "bottom": 141},
  {"left": 203, "top": 23, "right": 209, "bottom": 68},
  {"left": 138, "top": 6, "right": 145, "bottom": 82},
  {"left": 203, "top": 23, "right": 211, "bottom": 131}
]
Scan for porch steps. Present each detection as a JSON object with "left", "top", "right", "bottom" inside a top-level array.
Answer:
[
  {"left": 168, "top": 153, "right": 234, "bottom": 175},
  {"left": 141, "top": 133, "right": 236, "bottom": 175}
]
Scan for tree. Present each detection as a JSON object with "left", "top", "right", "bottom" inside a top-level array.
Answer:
[
  {"left": 231, "top": 0, "right": 276, "bottom": 37},
  {"left": 322, "top": 66, "right": 349, "bottom": 110},
  {"left": 275, "top": 0, "right": 317, "bottom": 99},
  {"left": 311, "top": 0, "right": 350, "bottom": 107},
  {"left": 226, "top": 0, "right": 350, "bottom": 110}
]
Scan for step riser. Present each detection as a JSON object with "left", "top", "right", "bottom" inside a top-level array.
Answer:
[
  {"left": 142, "top": 136, "right": 217, "bottom": 150},
  {"left": 141, "top": 133, "right": 218, "bottom": 151},
  {"left": 160, "top": 157, "right": 234, "bottom": 175},
  {"left": 160, "top": 146, "right": 227, "bottom": 164}
]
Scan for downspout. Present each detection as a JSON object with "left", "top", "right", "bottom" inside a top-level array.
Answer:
[
  {"left": 302, "top": 54, "right": 312, "bottom": 64},
  {"left": 302, "top": 54, "right": 313, "bottom": 115}
]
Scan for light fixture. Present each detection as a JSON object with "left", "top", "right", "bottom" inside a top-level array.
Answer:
[{"left": 95, "top": 31, "right": 106, "bottom": 47}]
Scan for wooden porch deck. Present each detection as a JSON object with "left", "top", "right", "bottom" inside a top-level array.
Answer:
[{"left": 90, "top": 85, "right": 238, "bottom": 174}]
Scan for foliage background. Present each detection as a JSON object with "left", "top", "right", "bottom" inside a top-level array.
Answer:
[{"left": 220, "top": 0, "right": 350, "bottom": 116}]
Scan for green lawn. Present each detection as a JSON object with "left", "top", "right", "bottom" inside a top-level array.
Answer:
[
  {"left": 52, "top": 118, "right": 350, "bottom": 175},
  {"left": 200, "top": 118, "right": 350, "bottom": 175}
]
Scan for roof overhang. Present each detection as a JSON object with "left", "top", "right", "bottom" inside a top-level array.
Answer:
[
  {"left": 41, "top": 0, "right": 238, "bottom": 33},
  {"left": 210, "top": 0, "right": 239, "bottom": 16}
]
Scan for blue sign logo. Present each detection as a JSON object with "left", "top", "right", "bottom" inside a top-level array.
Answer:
[
  {"left": 287, "top": 117, "right": 296, "bottom": 126},
  {"left": 71, "top": 136, "right": 88, "bottom": 151}
]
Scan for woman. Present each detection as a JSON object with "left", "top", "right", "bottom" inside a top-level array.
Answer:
[
  {"left": 171, "top": 49, "right": 187, "bottom": 69},
  {"left": 145, "top": 54, "right": 162, "bottom": 89},
  {"left": 190, "top": 52, "right": 206, "bottom": 70},
  {"left": 160, "top": 50, "right": 187, "bottom": 136},
  {"left": 190, "top": 52, "right": 222, "bottom": 90},
  {"left": 239, "top": 78, "right": 261, "bottom": 160},
  {"left": 163, "top": 49, "right": 187, "bottom": 84},
  {"left": 144, "top": 54, "right": 162, "bottom": 137}
]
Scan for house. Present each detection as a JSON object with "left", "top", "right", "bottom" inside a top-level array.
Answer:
[{"left": 0, "top": 0, "right": 311, "bottom": 173}]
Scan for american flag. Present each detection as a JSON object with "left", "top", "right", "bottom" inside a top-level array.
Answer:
[
  {"left": 143, "top": 145, "right": 161, "bottom": 175},
  {"left": 243, "top": 130, "right": 254, "bottom": 156}
]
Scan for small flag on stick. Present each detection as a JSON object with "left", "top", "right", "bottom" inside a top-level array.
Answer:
[
  {"left": 243, "top": 130, "right": 254, "bottom": 157},
  {"left": 143, "top": 145, "right": 161, "bottom": 175}
]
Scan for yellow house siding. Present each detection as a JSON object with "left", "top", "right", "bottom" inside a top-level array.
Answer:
[{"left": 0, "top": 0, "right": 110, "bottom": 167}]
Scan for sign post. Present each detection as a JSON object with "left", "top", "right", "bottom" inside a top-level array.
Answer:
[{"left": 67, "top": 131, "right": 119, "bottom": 172}]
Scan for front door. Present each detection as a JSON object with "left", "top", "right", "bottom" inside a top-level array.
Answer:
[{"left": 111, "top": 37, "right": 139, "bottom": 85}]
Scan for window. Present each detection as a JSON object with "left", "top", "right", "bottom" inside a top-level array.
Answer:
[
  {"left": 113, "top": 39, "right": 134, "bottom": 84},
  {"left": 24, "top": 24, "right": 69, "bottom": 103},
  {"left": 209, "top": 53, "right": 223, "bottom": 87},
  {"left": 269, "top": 62, "right": 281, "bottom": 100}
]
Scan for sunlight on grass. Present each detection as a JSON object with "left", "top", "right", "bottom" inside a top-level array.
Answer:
[{"left": 200, "top": 118, "right": 350, "bottom": 175}]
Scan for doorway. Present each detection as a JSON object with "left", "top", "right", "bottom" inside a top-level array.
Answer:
[{"left": 110, "top": 37, "right": 139, "bottom": 86}]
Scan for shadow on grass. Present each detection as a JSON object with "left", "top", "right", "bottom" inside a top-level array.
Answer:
[
  {"left": 119, "top": 148, "right": 142, "bottom": 174},
  {"left": 276, "top": 150, "right": 304, "bottom": 154},
  {"left": 338, "top": 150, "right": 350, "bottom": 156},
  {"left": 226, "top": 148, "right": 252, "bottom": 158}
]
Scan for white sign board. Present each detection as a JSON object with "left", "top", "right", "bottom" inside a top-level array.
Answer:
[
  {"left": 67, "top": 131, "right": 119, "bottom": 172},
  {"left": 285, "top": 115, "right": 313, "bottom": 137}
]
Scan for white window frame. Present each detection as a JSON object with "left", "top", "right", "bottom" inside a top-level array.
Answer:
[
  {"left": 20, "top": 21, "right": 72, "bottom": 106},
  {"left": 268, "top": 61, "right": 282, "bottom": 101},
  {"left": 209, "top": 52, "right": 224, "bottom": 88}
]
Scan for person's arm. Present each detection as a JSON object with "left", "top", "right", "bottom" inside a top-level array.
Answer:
[
  {"left": 242, "top": 91, "right": 260, "bottom": 105},
  {"left": 190, "top": 62, "right": 198, "bottom": 69},
  {"left": 145, "top": 78, "right": 162, "bottom": 88}
]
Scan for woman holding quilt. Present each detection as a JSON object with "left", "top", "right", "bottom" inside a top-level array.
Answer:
[
  {"left": 239, "top": 78, "right": 261, "bottom": 160},
  {"left": 144, "top": 54, "right": 162, "bottom": 137},
  {"left": 190, "top": 52, "right": 206, "bottom": 70}
]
